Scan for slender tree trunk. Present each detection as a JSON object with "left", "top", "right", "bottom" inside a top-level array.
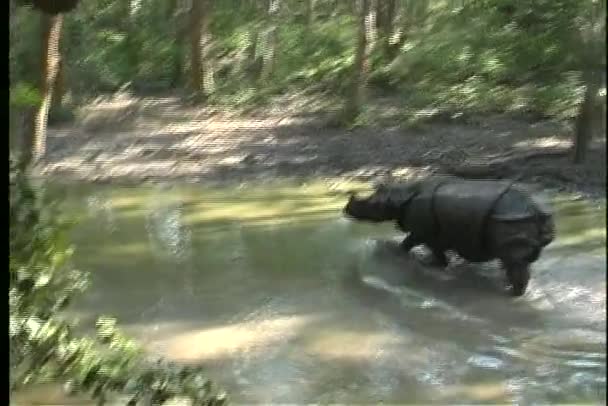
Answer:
[
  {"left": 573, "top": 70, "right": 599, "bottom": 164},
  {"left": 573, "top": 0, "right": 605, "bottom": 164},
  {"left": 125, "top": 0, "right": 140, "bottom": 79},
  {"left": 375, "top": 0, "right": 387, "bottom": 31},
  {"left": 375, "top": 0, "right": 395, "bottom": 59},
  {"left": 260, "top": 0, "right": 280, "bottom": 82},
  {"left": 200, "top": 1, "right": 215, "bottom": 95},
  {"left": 384, "top": 0, "right": 397, "bottom": 58},
  {"left": 305, "top": 0, "right": 315, "bottom": 27},
  {"left": 343, "top": 0, "right": 373, "bottom": 121},
  {"left": 331, "top": 0, "right": 339, "bottom": 16},
  {"left": 169, "top": 0, "right": 186, "bottom": 87},
  {"left": 190, "top": 0, "right": 202, "bottom": 92},
  {"left": 30, "top": 13, "right": 63, "bottom": 165},
  {"left": 50, "top": 58, "right": 65, "bottom": 112},
  {"left": 189, "top": 0, "right": 215, "bottom": 95},
  {"left": 386, "top": 0, "right": 405, "bottom": 59},
  {"left": 367, "top": 0, "right": 377, "bottom": 48}
]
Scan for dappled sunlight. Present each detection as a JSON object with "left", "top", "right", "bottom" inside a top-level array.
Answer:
[
  {"left": 182, "top": 201, "right": 342, "bottom": 226},
  {"left": 153, "top": 315, "right": 320, "bottom": 362},
  {"left": 69, "top": 181, "right": 353, "bottom": 228},
  {"left": 550, "top": 198, "right": 607, "bottom": 255},
  {"left": 513, "top": 137, "right": 571, "bottom": 150},
  {"left": 437, "top": 382, "right": 509, "bottom": 403},
  {"left": 10, "top": 383, "right": 99, "bottom": 406},
  {"left": 303, "top": 330, "right": 405, "bottom": 361},
  {"left": 552, "top": 226, "right": 606, "bottom": 248},
  {"left": 96, "top": 241, "right": 149, "bottom": 256}
]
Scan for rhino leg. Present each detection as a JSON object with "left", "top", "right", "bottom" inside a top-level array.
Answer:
[
  {"left": 429, "top": 246, "right": 449, "bottom": 268},
  {"left": 504, "top": 262, "right": 530, "bottom": 297},
  {"left": 400, "top": 234, "right": 420, "bottom": 252}
]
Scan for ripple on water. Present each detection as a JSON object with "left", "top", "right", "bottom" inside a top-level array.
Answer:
[
  {"left": 54, "top": 183, "right": 605, "bottom": 404},
  {"left": 467, "top": 354, "right": 506, "bottom": 370}
]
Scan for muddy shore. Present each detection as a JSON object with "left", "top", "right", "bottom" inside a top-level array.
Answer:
[{"left": 42, "top": 94, "right": 605, "bottom": 200}]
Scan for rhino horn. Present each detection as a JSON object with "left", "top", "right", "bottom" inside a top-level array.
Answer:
[
  {"left": 346, "top": 190, "right": 359, "bottom": 201},
  {"left": 375, "top": 183, "right": 388, "bottom": 192}
]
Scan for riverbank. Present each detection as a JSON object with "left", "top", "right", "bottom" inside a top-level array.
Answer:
[{"left": 41, "top": 93, "right": 605, "bottom": 200}]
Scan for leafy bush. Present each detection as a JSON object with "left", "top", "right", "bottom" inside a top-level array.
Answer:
[
  {"left": 382, "top": 0, "right": 596, "bottom": 118},
  {"left": 9, "top": 156, "right": 228, "bottom": 405}
]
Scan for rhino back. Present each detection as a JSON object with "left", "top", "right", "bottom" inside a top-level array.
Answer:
[
  {"left": 491, "top": 186, "right": 555, "bottom": 249},
  {"left": 399, "top": 184, "right": 438, "bottom": 242},
  {"left": 432, "top": 180, "right": 513, "bottom": 261},
  {"left": 491, "top": 186, "right": 546, "bottom": 220}
]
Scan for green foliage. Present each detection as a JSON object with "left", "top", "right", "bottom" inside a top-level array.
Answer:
[
  {"left": 10, "top": 5, "right": 42, "bottom": 86},
  {"left": 383, "top": 0, "right": 604, "bottom": 120},
  {"left": 9, "top": 156, "right": 228, "bottom": 405},
  {"left": 10, "top": 0, "right": 606, "bottom": 120},
  {"left": 10, "top": 82, "right": 42, "bottom": 109},
  {"left": 207, "top": 6, "right": 356, "bottom": 106},
  {"left": 10, "top": 82, "right": 40, "bottom": 160}
]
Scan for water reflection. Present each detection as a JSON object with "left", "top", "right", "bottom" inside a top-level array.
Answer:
[{"left": 53, "top": 181, "right": 606, "bottom": 404}]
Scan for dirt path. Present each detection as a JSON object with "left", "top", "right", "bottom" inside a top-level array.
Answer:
[{"left": 42, "top": 94, "right": 605, "bottom": 199}]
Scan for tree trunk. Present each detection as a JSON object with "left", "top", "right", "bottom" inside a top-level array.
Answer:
[
  {"left": 573, "top": 70, "right": 600, "bottom": 164},
  {"left": 375, "top": 0, "right": 396, "bottom": 59},
  {"left": 366, "top": 0, "right": 377, "bottom": 48},
  {"left": 260, "top": 0, "right": 280, "bottom": 82},
  {"left": 305, "top": 0, "right": 315, "bottom": 26},
  {"left": 343, "top": 0, "right": 373, "bottom": 121},
  {"left": 384, "top": 0, "right": 397, "bottom": 58},
  {"left": 124, "top": 0, "right": 140, "bottom": 79},
  {"left": 168, "top": 0, "right": 186, "bottom": 87},
  {"left": 386, "top": 0, "right": 406, "bottom": 59},
  {"left": 375, "top": 0, "right": 386, "bottom": 31},
  {"left": 189, "top": 0, "right": 215, "bottom": 95},
  {"left": 30, "top": 13, "right": 63, "bottom": 165},
  {"left": 50, "top": 58, "right": 65, "bottom": 112},
  {"left": 331, "top": 0, "right": 339, "bottom": 16}
]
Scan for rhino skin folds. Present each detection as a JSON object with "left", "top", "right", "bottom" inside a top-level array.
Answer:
[{"left": 344, "top": 176, "right": 555, "bottom": 297}]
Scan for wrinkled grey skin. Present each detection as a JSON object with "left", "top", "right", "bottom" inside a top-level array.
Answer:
[{"left": 344, "top": 178, "right": 555, "bottom": 296}]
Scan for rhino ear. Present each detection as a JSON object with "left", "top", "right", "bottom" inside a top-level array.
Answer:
[
  {"left": 375, "top": 183, "right": 388, "bottom": 192},
  {"left": 394, "top": 186, "right": 418, "bottom": 206}
]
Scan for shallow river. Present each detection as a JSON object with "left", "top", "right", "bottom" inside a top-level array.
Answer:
[{"left": 43, "top": 182, "right": 608, "bottom": 403}]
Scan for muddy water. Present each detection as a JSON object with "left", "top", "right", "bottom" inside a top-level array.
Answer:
[{"left": 55, "top": 182, "right": 606, "bottom": 404}]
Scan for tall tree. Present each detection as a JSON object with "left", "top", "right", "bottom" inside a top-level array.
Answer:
[
  {"left": 168, "top": 0, "right": 188, "bottom": 87},
  {"left": 50, "top": 58, "right": 65, "bottom": 114},
  {"left": 305, "top": 0, "right": 316, "bottom": 27},
  {"left": 343, "top": 0, "right": 375, "bottom": 121},
  {"left": 189, "top": 0, "right": 215, "bottom": 96},
  {"left": 30, "top": 13, "right": 64, "bottom": 164},
  {"left": 124, "top": 0, "right": 141, "bottom": 79},
  {"left": 260, "top": 0, "right": 281, "bottom": 82},
  {"left": 376, "top": 0, "right": 398, "bottom": 59},
  {"left": 573, "top": 0, "right": 606, "bottom": 164},
  {"left": 573, "top": 70, "right": 600, "bottom": 164}
]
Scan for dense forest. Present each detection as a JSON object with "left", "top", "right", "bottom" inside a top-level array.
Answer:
[
  {"left": 9, "top": 0, "right": 607, "bottom": 404},
  {"left": 10, "top": 0, "right": 607, "bottom": 165}
]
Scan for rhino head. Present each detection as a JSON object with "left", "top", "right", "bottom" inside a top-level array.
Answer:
[
  {"left": 343, "top": 183, "right": 420, "bottom": 223},
  {"left": 534, "top": 199, "right": 556, "bottom": 248}
]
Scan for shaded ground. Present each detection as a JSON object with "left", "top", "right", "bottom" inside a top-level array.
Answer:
[{"left": 42, "top": 93, "right": 605, "bottom": 199}]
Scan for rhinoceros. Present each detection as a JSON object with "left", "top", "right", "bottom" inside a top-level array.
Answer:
[{"left": 343, "top": 177, "right": 555, "bottom": 296}]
